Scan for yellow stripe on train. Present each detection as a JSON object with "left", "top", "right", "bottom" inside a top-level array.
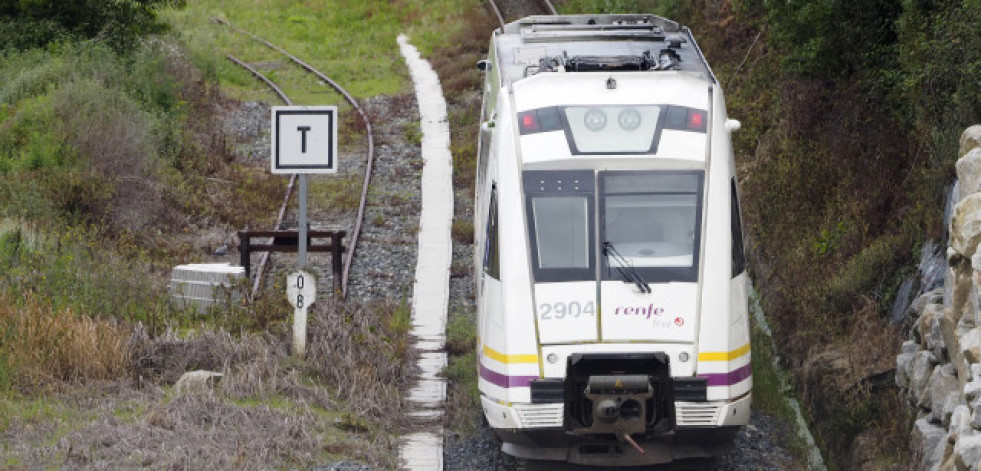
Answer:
[
  {"left": 483, "top": 344, "right": 539, "bottom": 364},
  {"left": 697, "top": 343, "right": 750, "bottom": 362}
]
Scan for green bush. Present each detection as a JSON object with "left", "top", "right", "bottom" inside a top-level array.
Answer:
[
  {"left": 0, "top": 223, "right": 160, "bottom": 319},
  {"left": 896, "top": 0, "right": 981, "bottom": 162},
  {"left": 558, "top": 0, "right": 689, "bottom": 17},
  {"left": 0, "top": 41, "right": 215, "bottom": 234}
]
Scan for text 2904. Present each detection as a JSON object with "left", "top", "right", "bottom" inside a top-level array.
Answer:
[{"left": 538, "top": 301, "right": 596, "bottom": 320}]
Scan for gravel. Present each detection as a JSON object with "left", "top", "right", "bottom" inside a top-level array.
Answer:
[
  {"left": 311, "top": 462, "right": 377, "bottom": 471},
  {"left": 442, "top": 410, "right": 800, "bottom": 470}
]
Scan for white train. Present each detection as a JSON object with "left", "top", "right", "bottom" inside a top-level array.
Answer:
[{"left": 473, "top": 14, "right": 752, "bottom": 467}]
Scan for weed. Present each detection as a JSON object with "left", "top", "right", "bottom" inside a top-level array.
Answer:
[
  {"left": 305, "top": 299, "right": 413, "bottom": 419},
  {"left": 445, "top": 307, "right": 476, "bottom": 356},
  {"left": 444, "top": 350, "right": 479, "bottom": 434},
  {"left": 338, "top": 411, "right": 371, "bottom": 434},
  {"left": 387, "top": 297, "right": 413, "bottom": 342},
  {"left": 312, "top": 173, "right": 362, "bottom": 214},
  {"left": 451, "top": 219, "right": 474, "bottom": 245},
  {"left": 403, "top": 121, "right": 422, "bottom": 147},
  {"left": 449, "top": 260, "right": 471, "bottom": 279}
]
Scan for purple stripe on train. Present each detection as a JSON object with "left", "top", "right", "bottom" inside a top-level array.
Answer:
[
  {"left": 698, "top": 363, "right": 752, "bottom": 387},
  {"left": 478, "top": 361, "right": 750, "bottom": 389},
  {"left": 478, "top": 361, "right": 538, "bottom": 389}
]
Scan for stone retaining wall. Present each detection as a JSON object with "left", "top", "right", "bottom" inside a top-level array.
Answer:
[{"left": 897, "top": 125, "right": 981, "bottom": 470}]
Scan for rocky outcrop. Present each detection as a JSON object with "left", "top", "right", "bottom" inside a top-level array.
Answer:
[{"left": 899, "top": 126, "right": 981, "bottom": 471}]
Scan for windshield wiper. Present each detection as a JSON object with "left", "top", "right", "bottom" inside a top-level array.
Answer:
[{"left": 602, "top": 241, "right": 651, "bottom": 293}]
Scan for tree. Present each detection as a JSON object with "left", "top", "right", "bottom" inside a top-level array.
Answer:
[{"left": 0, "top": 0, "right": 185, "bottom": 51}]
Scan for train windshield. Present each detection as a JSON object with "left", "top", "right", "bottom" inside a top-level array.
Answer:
[{"left": 600, "top": 171, "right": 703, "bottom": 282}]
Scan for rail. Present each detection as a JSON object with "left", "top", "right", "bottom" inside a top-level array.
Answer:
[
  {"left": 215, "top": 18, "right": 376, "bottom": 299},
  {"left": 486, "top": 0, "right": 557, "bottom": 29},
  {"left": 224, "top": 54, "right": 297, "bottom": 299}
]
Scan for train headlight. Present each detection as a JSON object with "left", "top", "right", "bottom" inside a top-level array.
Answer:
[
  {"left": 618, "top": 108, "right": 641, "bottom": 131},
  {"left": 547, "top": 353, "right": 559, "bottom": 364},
  {"left": 584, "top": 108, "right": 607, "bottom": 131},
  {"left": 679, "top": 352, "right": 690, "bottom": 363}
]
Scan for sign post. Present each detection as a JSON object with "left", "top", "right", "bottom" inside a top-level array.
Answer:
[
  {"left": 287, "top": 270, "right": 316, "bottom": 358},
  {"left": 271, "top": 105, "right": 337, "bottom": 358}
]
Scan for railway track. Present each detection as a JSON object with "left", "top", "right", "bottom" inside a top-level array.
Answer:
[
  {"left": 486, "top": 0, "right": 557, "bottom": 28},
  {"left": 214, "top": 18, "right": 377, "bottom": 300}
]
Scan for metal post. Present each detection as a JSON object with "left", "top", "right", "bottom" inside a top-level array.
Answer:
[
  {"left": 332, "top": 232, "right": 342, "bottom": 295},
  {"left": 298, "top": 174, "right": 308, "bottom": 267},
  {"left": 239, "top": 231, "right": 251, "bottom": 277}
]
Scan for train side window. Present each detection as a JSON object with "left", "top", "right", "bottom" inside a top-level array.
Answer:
[
  {"left": 731, "top": 178, "right": 747, "bottom": 277},
  {"left": 477, "top": 117, "right": 492, "bottom": 192},
  {"left": 483, "top": 187, "right": 500, "bottom": 279}
]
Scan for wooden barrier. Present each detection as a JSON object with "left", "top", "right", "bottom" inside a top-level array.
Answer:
[{"left": 238, "top": 230, "right": 346, "bottom": 294}]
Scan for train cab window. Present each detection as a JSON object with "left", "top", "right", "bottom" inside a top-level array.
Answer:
[
  {"left": 731, "top": 178, "right": 747, "bottom": 277},
  {"left": 524, "top": 170, "right": 595, "bottom": 282},
  {"left": 483, "top": 187, "right": 500, "bottom": 279},
  {"left": 600, "top": 171, "right": 703, "bottom": 283}
]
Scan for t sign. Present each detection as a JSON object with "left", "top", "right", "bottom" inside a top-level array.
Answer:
[{"left": 271, "top": 106, "right": 338, "bottom": 174}]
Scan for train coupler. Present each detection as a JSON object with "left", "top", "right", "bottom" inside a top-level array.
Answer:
[{"left": 563, "top": 353, "right": 676, "bottom": 437}]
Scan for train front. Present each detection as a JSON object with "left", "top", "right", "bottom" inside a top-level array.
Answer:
[{"left": 476, "top": 67, "right": 752, "bottom": 467}]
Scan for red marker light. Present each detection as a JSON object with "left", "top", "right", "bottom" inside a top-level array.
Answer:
[
  {"left": 520, "top": 112, "right": 539, "bottom": 132},
  {"left": 688, "top": 110, "right": 705, "bottom": 130}
]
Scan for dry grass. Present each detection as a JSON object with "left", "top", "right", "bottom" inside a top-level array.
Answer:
[
  {"left": 129, "top": 326, "right": 287, "bottom": 385},
  {"left": 0, "top": 292, "right": 129, "bottom": 391},
  {"left": 0, "top": 297, "right": 420, "bottom": 469},
  {"left": 0, "top": 379, "right": 396, "bottom": 470},
  {"left": 306, "top": 299, "right": 415, "bottom": 420}
]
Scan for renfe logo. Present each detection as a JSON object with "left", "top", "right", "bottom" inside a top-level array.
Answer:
[{"left": 614, "top": 304, "right": 665, "bottom": 320}]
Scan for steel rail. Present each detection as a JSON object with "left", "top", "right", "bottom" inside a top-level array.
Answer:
[
  {"left": 215, "top": 17, "right": 376, "bottom": 298},
  {"left": 486, "top": 0, "right": 557, "bottom": 29},
  {"left": 225, "top": 54, "right": 297, "bottom": 300},
  {"left": 487, "top": 0, "right": 506, "bottom": 29},
  {"left": 542, "top": 0, "right": 558, "bottom": 15}
]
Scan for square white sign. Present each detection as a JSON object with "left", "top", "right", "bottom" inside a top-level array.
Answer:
[{"left": 271, "top": 106, "right": 338, "bottom": 174}]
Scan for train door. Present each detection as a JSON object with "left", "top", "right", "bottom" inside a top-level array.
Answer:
[
  {"left": 598, "top": 171, "right": 703, "bottom": 343},
  {"left": 523, "top": 170, "right": 599, "bottom": 344}
]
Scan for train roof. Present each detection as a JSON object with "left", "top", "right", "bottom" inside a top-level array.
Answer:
[{"left": 495, "top": 14, "right": 716, "bottom": 87}]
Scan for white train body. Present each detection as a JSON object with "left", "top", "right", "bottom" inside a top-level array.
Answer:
[{"left": 473, "top": 15, "right": 751, "bottom": 466}]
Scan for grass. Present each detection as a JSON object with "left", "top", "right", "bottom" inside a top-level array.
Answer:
[
  {"left": 310, "top": 173, "right": 363, "bottom": 213},
  {"left": 0, "top": 0, "right": 498, "bottom": 467},
  {"left": 162, "top": 0, "right": 484, "bottom": 106},
  {"left": 748, "top": 314, "right": 811, "bottom": 462},
  {"left": 0, "top": 381, "right": 393, "bottom": 470}
]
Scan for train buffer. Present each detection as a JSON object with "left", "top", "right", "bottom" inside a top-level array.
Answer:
[{"left": 237, "top": 230, "right": 346, "bottom": 294}]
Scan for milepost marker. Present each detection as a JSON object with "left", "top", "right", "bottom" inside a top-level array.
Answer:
[{"left": 271, "top": 105, "right": 338, "bottom": 358}]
